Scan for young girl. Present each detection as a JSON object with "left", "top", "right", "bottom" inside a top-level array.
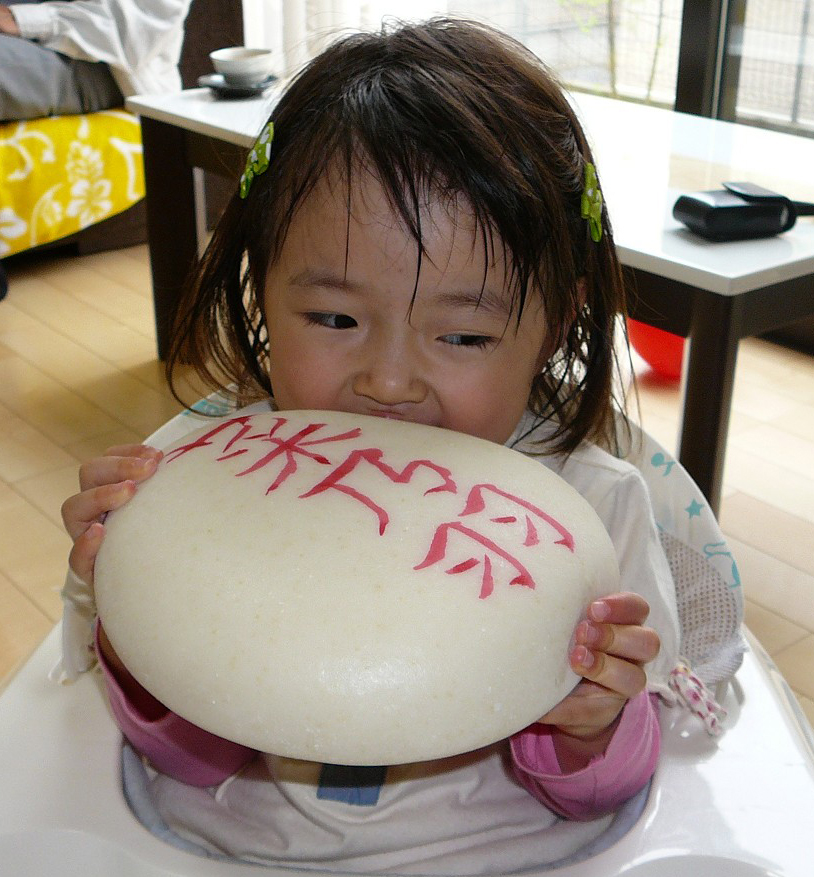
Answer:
[{"left": 61, "top": 18, "right": 680, "bottom": 873}]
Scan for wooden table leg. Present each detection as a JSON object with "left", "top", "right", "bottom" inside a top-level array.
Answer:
[
  {"left": 140, "top": 117, "right": 200, "bottom": 361},
  {"left": 677, "top": 292, "right": 741, "bottom": 517}
]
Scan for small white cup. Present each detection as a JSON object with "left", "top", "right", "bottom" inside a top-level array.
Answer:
[{"left": 210, "top": 47, "right": 275, "bottom": 87}]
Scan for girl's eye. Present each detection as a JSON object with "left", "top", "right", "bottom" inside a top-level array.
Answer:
[
  {"left": 441, "top": 333, "right": 495, "bottom": 349},
  {"left": 305, "top": 312, "right": 357, "bottom": 330}
]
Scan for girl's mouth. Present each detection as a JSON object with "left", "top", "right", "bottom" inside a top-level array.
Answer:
[{"left": 367, "top": 409, "right": 406, "bottom": 420}]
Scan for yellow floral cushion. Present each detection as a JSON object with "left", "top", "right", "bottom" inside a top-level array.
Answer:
[{"left": 0, "top": 109, "right": 144, "bottom": 259}]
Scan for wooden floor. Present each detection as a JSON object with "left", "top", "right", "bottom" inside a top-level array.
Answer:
[{"left": 1, "top": 243, "right": 813, "bottom": 730}]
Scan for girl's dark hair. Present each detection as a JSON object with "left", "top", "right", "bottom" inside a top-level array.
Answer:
[{"left": 167, "top": 17, "right": 630, "bottom": 454}]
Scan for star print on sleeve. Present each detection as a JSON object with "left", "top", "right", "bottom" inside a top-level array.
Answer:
[{"left": 685, "top": 499, "right": 704, "bottom": 518}]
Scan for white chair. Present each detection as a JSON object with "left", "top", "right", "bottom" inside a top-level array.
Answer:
[{"left": 1, "top": 398, "right": 812, "bottom": 877}]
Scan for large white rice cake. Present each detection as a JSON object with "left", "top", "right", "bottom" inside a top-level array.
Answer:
[{"left": 95, "top": 409, "right": 619, "bottom": 765}]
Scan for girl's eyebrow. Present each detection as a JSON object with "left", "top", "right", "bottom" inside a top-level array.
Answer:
[
  {"left": 434, "top": 289, "right": 512, "bottom": 317},
  {"left": 288, "top": 270, "right": 362, "bottom": 291}
]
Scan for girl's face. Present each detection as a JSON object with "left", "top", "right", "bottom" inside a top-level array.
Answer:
[{"left": 263, "top": 172, "right": 551, "bottom": 445}]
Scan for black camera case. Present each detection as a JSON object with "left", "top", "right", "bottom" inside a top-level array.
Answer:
[{"left": 673, "top": 182, "right": 813, "bottom": 242}]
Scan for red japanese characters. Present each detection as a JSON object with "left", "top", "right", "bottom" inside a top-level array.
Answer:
[{"left": 163, "top": 414, "right": 575, "bottom": 602}]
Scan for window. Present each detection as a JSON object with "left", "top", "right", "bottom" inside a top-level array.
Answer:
[
  {"left": 448, "top": 1, "right": 683, "bottom": 107},
  {"left": 247, "top": 0, "right": 813, "bottom": 135},
  {"left": 451, "top": 0, "right": 813, "bottom": 134},
  {"left": 721, "top": 0, "right": 814, "bottom": 133}
]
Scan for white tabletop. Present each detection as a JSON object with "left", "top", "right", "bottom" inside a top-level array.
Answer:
[
  {"left": 127, "top": 87, "right": 280, "bottom": 148},
  {"left": 127, "top": 88, "right": 814, "bottom": 296},
  {"left": 574, "top": 93, "right": 814, "bottom": 295}
]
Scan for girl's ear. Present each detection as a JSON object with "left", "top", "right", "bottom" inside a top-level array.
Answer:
[
  {"left": 533, "top": 277, "right": 587, "bottom": 373},
  {"left": 562, "top": 276, "right": 588, "bottom": 344},
  {"left": 576, "top": 276, "right": 588, "bottom": 306}
]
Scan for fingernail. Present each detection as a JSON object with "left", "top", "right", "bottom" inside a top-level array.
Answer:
[
  {"left": 581, "top": 622, "right": 601, "bottom": 646},
  {"left": 114, "top": 479, "right": 137, "bottom": 501},
  {"left": 573, "top": 645, "right": 594, "bottom": 669},
  {"left": 590, "top": 600, "right": 610, "bottom": 621}
]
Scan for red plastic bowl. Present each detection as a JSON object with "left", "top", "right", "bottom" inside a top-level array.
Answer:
[{"left": 627, "top": 318, "right": 685, "bottom": 381}]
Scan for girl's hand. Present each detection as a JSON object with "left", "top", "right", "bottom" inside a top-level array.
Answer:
[
  {"left": 537, "top": 592, "right": 660, "bottom": 772},
  {"left": 61, "top": 444, "right": 163, "bottom": 583},
  {"left": 57, "top": 445, "right": 162, "bottom": 681}
]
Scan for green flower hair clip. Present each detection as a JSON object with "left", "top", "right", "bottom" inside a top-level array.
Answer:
[
  {"left": 239, "top": 121, "right": 274, "bottom": 199},
  {"left": 580, "top": 161, "right": 603, "bottom": 243}
]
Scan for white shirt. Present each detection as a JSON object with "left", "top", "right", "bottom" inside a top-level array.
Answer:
[{"left": 10, "top": 0, "right": 192, "bottom": 97}]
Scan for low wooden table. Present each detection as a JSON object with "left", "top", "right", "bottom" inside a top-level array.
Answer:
[{"left": 127, "top": 88, "right": 814, "bottom": 515}]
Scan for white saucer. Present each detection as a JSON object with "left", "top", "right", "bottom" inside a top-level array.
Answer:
[{"left": 198, "top": 72, "right": 277, "bottom": 99}]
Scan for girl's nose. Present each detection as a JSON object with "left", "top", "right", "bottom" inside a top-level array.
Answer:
[{"left": 352, "top": 340, "right": 428, "bottom": 407}]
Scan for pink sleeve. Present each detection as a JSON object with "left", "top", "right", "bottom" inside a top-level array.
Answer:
[
  {"left": 96, "top": 628, "right": 257, "bottom": 787},
  {"left": 509, "top": 691, "right": 660, "bottom": 820}
]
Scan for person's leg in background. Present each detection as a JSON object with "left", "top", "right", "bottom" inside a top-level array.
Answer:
[
  {"left": 0, "top": 31, "right": 124, "bottom": 122},
  {"left": 0, "top": 6, "right": 125, "bottom": 300}
]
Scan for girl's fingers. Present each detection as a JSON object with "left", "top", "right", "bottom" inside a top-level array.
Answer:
[
  {"left": 575, "top": 619, "right": 660, "bottom": 664},
  {"left": 571, "top": 647, "right": 648, "bottom": 700},
  {"left": 587, "top": 592, "right": 650, "bottom": 626},
  {"left": 68, "top": 521, "right": 105, "bottom": 585},
  {"left": 61, "top": 480, "right": 138, "bottom": 541},
  {"left": 60, "top": 445, "right": 162, "bottom": 587},
  {"left": 538, "top": 594, "right": 657, "bottom": 736},
  {"left": 78, "top": 447, "right": 162, "bottom": 492},
  {"left": 103, "top": 444, "right": 162, "bottom": 458}
]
